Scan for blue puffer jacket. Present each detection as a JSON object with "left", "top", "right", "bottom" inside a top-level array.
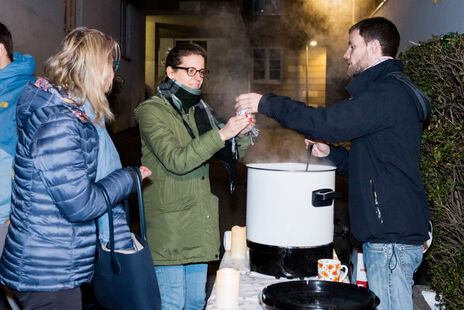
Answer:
[{"left": 0, "top": 82, "right": 134, "bottom": 291}]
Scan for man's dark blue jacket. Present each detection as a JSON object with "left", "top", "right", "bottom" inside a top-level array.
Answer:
[{"left": 259, "top": 59, "right": 429, "bottom": 245}]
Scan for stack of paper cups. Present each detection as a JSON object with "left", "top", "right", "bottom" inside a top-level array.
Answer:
[
  {"left": 223, "top": 231, "right": 231, "bottom": 251},
  {"left": 230, "top": 226, "right": 247, "bottom": 259},
  {"left": 216, "top": 268, "right": 240, "bottom": 308}
]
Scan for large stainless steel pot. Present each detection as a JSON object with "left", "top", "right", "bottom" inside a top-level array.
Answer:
[{"left": 246, "top": 163, "right": 341, "bottom": 278}]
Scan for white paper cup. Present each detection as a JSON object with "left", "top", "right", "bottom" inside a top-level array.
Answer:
[{"left": 223, "top": 231, "right": 231, "bottom": 251}]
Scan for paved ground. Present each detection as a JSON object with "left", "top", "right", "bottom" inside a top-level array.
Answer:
[{"left": 111, "top": 126, "right": 435, "bottom": 310}]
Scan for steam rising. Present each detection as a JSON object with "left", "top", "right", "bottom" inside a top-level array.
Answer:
[{"left": 197, "top": 0, "right": 373, "bottom": 164}]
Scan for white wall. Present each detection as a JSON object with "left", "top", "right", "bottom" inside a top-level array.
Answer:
[
  {"left": 0, "top": 0, "right": 64, "bottom": 73},
  {"left": 373, "top": 0, "right": 464, "bottom": 53},
  {"left": 0, "top": 0, "right": 145, "bottom": 132}
]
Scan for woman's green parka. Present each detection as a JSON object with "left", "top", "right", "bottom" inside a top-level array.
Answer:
[{"left": 135, "top": 94, "right": 251, "bottom": 265}]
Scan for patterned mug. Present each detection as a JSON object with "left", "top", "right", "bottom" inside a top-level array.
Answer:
[{"left": 317, "top": 259, "right": 348, "bottom": 282}]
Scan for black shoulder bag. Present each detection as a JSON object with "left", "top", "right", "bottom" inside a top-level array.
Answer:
[{"left": 93, "top": 166, "right": 161, "bottom": 310}]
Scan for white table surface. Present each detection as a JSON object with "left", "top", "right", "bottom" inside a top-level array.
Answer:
[{"left": 205, "top": 251, "right": 317, "bottom": 310}]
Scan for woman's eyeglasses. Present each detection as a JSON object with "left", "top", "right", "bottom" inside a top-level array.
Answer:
[
  {"left": 113, "top": 60, "right": 120, "bottom": 72},
  {"left": 172, "top": 66, "right": 209, "bottom": 78}
]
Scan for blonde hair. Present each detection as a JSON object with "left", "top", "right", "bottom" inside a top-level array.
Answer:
[{"left": 44, "top": 27, "right": 120, "bottom": 124}]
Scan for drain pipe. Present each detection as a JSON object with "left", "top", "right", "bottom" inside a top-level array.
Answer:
[
  {"left": 369, "top": 0, "right": 389, "bottom": 17},
  {"left": 305, "top": 44, "right": 309, "bottom": 105}
]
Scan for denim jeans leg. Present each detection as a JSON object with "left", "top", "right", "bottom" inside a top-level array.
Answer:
[
  {"left": 363, "top": 243, "right": 422, "bottom": 310},
  {"left": 184, "top": 263, "right": 208, "bottom": 310},
  {"left": 154, "top": 265, "right": 185, "bottom": 310},
  {"left": 363, "top": 243, "right": 391, "bottom": 310},
  {"left": 391, "top": 244, "right": 423, "bottom": 310}
]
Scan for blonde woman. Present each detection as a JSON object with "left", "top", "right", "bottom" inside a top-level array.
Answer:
[{"left": 0, "top": 27, "right": 150, "bottom": 309}]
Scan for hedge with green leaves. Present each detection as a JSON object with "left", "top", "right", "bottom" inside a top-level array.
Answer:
[{"left": 400, "top": 33, "right": 464, "bottom": 310}]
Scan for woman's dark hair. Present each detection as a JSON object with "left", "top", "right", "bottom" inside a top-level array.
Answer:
[
  {"left": 164, "top": 43, "right": 207, "bottom": 69},
  {"left": 349, "top": 17, "right": 400, "bottom": 57},
  {"left": 0, "top": 22, "right": 13, "bottom": 61}
]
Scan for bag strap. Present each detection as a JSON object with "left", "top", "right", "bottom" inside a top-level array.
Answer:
[
  {"left": 386, "top": 71, "right": 431, "bottom": 120},
  {"left": 94, "top": 168, "right": 145, "bottom": 274},
  {"left": 95, "top": 183, "right": 121, "bottom": 274},
  {"left": 127, "top": 166, "right": 148, "bottom": 241}
]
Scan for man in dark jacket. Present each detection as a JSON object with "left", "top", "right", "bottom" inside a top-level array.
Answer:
[{"left": 235, "top": 17, "right": 429, "bottom": 310}]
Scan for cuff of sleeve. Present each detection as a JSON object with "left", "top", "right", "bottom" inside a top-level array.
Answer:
[
  {"left": 212, "top": 128, "right": 225, "bottom": 146},
  {"left": 257, "top": 93, "right": 272, "bottom": 115},
  {"left": 197, "top": 129, "right": 225, "bottom": 156},
  {"left": 125, "top": 167, "right": 138, "bottom": 193},
  {"left": 326, "top": 145, "right": 337, "bottom": 160}
]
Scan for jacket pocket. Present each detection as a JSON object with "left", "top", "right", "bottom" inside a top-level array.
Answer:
[
  {"left": 158, "top": 196, "right": 195, "bottom": 213},
  {"left": 155, "top": 195, "right": 205, "bottom": 261}
]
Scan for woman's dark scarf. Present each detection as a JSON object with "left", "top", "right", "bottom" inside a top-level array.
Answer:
[{"left": 158, "top": 77, "right": 244, "bottom": 193}]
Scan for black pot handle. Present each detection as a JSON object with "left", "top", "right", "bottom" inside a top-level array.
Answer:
[
  {"left": 312, "top": 188, "right": 342, "bottom": 207},
  {"left": 375, "top": 295, "right": 381, "bottom": 306}
]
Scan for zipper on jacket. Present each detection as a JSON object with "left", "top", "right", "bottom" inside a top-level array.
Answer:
[{"left": 370, "top": 178, "right": 384, "bottom": 224}]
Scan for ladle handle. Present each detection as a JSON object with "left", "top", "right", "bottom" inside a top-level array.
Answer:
[{"left": 305, "top": 144, "right": 313, "bottom": 171}]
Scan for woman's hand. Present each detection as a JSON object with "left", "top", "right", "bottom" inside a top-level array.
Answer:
[
  {"left": 234, "top": 93, "right": 263, "bottom": 114},
  {"left": 238, "top": 115, "right": 256, "bottom": 136},
  {"left": 139, "top": 166, "right": 152, "bottom": 180},
  {"left": 305, "top": 139, "right": 330, "bottom": 157},
  {"left": 219, "top": 115, "right": 250, "bottom": 141}
]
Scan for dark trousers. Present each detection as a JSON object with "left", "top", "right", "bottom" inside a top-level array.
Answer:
[
  {"left": 0, "top": 286, "right": 11, "bottom": 310},
  {"left": 14, "top": 287, "right": 82, "bottom": 310}
]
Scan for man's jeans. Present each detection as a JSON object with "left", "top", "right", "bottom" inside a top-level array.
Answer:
[
  {"left": 154, "top": 263, "right": 207, "bottom": 310},
  {"left": 363, "top": 242, "right": 423, "bottom": 310}
]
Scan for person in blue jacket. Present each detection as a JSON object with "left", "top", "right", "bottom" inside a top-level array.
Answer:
[
  {"left": 0, "top": 27, "right": 151, "bottom": 309},
  {"left": 235, "top": 17, "right": 429, "bottom": 310},
  {"left": 0, "top": 22, "right": 35, "bottom": 255},
  {"left": 0, "top": 21, "right": 35, "bottom": 310}
]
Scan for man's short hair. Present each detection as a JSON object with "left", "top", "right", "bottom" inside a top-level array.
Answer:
[
  {"left": 349, "top": 17, "right": 400, "bottom": 57},
  {"left": 0, "top": 22, "right": 13, "bottom": 61}
]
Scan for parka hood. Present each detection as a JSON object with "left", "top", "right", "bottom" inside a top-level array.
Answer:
[
  {"left": 0, "top": 52, "right": 35, "bottom": 157},
  {"left": 0, "top": 53, "right": 35, "bottom": 89}
]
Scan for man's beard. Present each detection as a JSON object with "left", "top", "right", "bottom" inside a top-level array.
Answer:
[
  {"left": 347, "top": 63, "right": 365, "bottom": 77},
  {"left": 347, "top": 55, "right": 370, "bottom": 77}
]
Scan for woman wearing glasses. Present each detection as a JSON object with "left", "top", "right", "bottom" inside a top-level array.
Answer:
[
  {"left": 135, "top": 43, "right": 255, "bottom": 309},
  {"left": 0, "top": 28, "right": 151, "bottom": 309}
]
